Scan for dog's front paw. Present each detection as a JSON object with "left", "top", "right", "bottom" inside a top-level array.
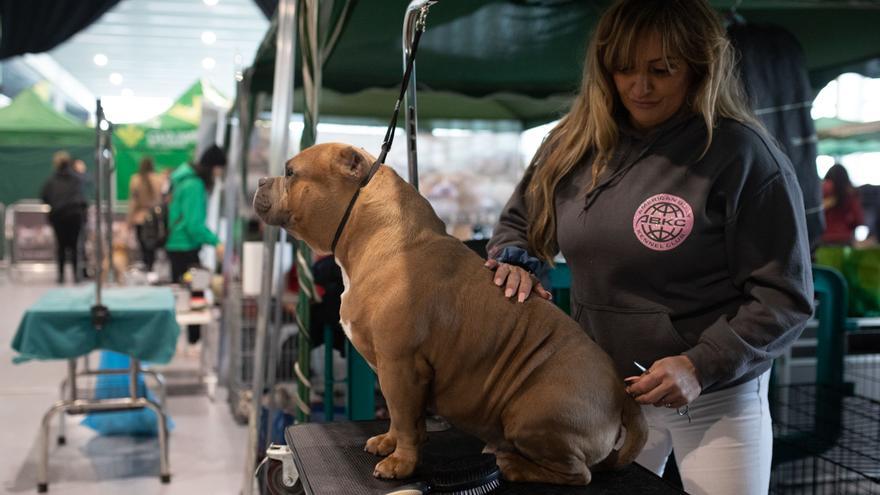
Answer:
[
  {"left": 365, "top": 432, "right": 397, "bottom": 456},
  {"left": 373, "top": 451, "right": 417, "bottom": 479}
]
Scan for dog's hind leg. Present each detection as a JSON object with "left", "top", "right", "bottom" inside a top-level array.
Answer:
[{"left": 495, "top": 449, "right": 591, "bottom": 485}]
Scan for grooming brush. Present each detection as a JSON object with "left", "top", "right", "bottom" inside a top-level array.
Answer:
[{"left": 385, "top": 454, "right": 502, "bottom": 495}]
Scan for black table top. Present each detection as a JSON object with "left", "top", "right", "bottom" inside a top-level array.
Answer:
[{"left": 285, "top": 420, "right": 686, "bottom": 495}]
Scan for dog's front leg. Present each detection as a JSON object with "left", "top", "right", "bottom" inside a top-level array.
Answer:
[{"left": 369, "top": 356, "right": 430, "bottom": 480}]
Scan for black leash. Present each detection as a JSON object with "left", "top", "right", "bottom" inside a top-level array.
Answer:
[{"left": 330, "top": 5, "right": 431, "bottom": 254}]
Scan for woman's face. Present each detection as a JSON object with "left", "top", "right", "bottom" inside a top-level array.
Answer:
[{"left": 612, "top": 32, "right": 692, "bottom": 132}]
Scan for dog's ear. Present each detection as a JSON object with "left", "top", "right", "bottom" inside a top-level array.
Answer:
[{"left": 336, "top": 146, "right": 369, "bottom": 182}]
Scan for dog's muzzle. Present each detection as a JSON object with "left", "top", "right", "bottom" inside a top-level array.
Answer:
[{"left": 253, "top": 177, "right": 282, "bottom": 226}]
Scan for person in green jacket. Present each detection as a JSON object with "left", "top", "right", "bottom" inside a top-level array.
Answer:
[
  {"left": 167, "top": 145, "right": 226, "bottom": 346},
  {"left": 166, "top": 144, "right": 226, "bottom": 282}
]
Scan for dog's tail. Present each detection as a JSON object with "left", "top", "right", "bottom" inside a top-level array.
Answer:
[{"left": 597, "top": 395, "right": 648, "bottom": 470}]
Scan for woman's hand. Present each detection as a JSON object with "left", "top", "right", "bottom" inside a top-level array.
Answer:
[
  {"left": 623, "top": 356, "right": 701, "bottom": 409},
  {"left": 484, "top": 259, "right": 552, "bottom": 303}
]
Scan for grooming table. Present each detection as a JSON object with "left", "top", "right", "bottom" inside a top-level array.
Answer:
[
  {"left": 12, "top": 285, "right": 180, "bottom": 492},
  {"left": 285, "top": 421, "right": 686, "bottom": 494}
]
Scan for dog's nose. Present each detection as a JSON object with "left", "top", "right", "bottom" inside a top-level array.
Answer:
[{"left": 258, "top": 177, "right": 269, "bottom": 188}]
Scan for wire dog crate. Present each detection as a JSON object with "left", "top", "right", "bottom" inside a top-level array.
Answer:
[
  {"left": 770, "top": 384, "right": 880, "bottom": 494},
  {"left": 770, "top": 267, "right": 880, "bottom": 494},
  {"left": 227, "top": 292, "right": 299, "bottom": 424},
  {"left": 846, "top": 329, "right": 880, "bottom": 401}
]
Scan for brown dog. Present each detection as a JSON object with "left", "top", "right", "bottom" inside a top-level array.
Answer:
[{"left": 253, "top": 143, "right": 647, "bottom": 485}]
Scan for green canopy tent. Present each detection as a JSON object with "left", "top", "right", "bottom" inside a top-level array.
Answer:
[
  {"left": 242, "top": 0, "right": 880, "bottom": 127},
  {"left": 112, "top": 80, "right": 226, "bottom": 200},
  {"left": 0, "top": 87, "right": 94, "bottom": 207},
  {"left": 815, "top": 117, "right": 880, "bottom": 156},
  {"left": 232, "top": 1, "right": 880, "bottom": 451}
]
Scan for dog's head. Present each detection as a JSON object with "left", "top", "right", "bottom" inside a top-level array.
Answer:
[{"left": 253, "top": 142, "right": 374, "bottom": 253}]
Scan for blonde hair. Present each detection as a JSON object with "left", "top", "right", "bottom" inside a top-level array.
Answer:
[
  {"left": 525, "top": 0, "right": 756, "bottom": 262},
  {"left": 52, "top": 150, "right": 72, "bottom": 170},
  {"left": 138, "top": 156, "right": 156, "bottom": 197}
]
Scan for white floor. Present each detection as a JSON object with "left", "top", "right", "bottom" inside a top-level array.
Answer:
[{"left": 0, "top": 273, "right": 249, "bottom": 494}]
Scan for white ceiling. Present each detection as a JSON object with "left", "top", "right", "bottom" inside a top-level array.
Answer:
[{"left": 48, "top": 0, "right": 268, "bottom": 103}]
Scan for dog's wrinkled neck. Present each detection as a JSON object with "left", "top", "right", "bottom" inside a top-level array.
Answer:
[{"left": 332, "top": 168, "right": 443, "bottom": 276}]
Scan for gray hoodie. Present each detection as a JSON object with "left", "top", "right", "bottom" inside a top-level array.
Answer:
[{"left": 489, "top": 113, "right": 813, "bottom": 393}]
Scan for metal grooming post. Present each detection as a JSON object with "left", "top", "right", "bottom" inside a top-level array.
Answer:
[
  {"left": 92, "top": 102, "right": 110, "bottom": 329},
  {"left": 402, "top": 0, "right": 437, "bottom": 190},
  {"left": 94, "top": 102, "right": 106, "bottom": 309},
  {"left": 242, "top": 0, "right": 297, "bottom": 493}
]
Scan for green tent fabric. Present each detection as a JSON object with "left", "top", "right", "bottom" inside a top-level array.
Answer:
[
  {"left": 243, "top": 0, "right": 880, "bottom": 126},
  {"left": 0, "top": 89, "right": 94, "bottom": 146},
  {"left": 112, "top": 81, "right": 205, "bottom": 200},
  {"left": 0, "top": 88, "right": 94, "bottom": 206},
  {"left": 815, "top": 117, "right": 880, "bottom": 156}
]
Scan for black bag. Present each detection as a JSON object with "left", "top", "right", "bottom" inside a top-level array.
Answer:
[
  {"left": 140, "top": 173, "right": 199, "bottom": 249},
  {"left": 140, "top": 201, "right": 169, "bottom": 249},
  {"left": 140, "top": 176, "right": 181, "bottom": 250}
]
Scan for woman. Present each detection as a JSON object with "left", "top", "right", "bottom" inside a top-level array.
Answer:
[
  {"left": 41, "top": 151, "right": 87, "bottom": 284},
  {"left": 821, "top": 163, "right": 864, "bottom": 245},
  {"left": 127, "top": 156, "right": 165, "bottom": 271},
  {"left": 166, "top": 145, "right": 226, "bottom": 344},
  {"left": 486, "top": 1, "right": 813, "bottom": 493},
  {"left": 166, "top": 145, "right": 226, "bottom": 282}
]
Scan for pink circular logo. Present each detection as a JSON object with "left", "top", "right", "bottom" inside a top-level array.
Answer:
[{"left": 632, "top": 194, "right": 694, "bottom": 251}]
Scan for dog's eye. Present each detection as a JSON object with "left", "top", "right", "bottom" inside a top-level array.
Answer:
[{"left": 285, "top": 168, "right": 295, "bottom": 178}]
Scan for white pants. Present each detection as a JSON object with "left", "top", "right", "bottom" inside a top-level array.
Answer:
[{"left": 635, "top": 370, "right": 772, "bottom": 495}]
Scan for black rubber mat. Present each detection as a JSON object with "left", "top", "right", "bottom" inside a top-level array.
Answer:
[{"left": 285, "top": 420, "right": 686, "bottom": 494}]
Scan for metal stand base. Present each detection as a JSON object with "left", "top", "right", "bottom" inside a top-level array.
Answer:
[
  {"left": 37, "top": 358, "right": 171, "bottom": 492},
  {"left": 57, "top": 363, "right": 167, "bottom": 445}
]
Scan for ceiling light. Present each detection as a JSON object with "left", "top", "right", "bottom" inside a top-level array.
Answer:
[
  {"left": 109, "top": 73, "right": 123, "bottom": 85},
  {"left": 93, "top": 53, "right": 108, "bottom": 66},
  {"left": 203, "top": 0, "right": 219, "bottom": 5},
  {"left": 201, "top": 31, "right": 217, "bottom": 45},
  {"left": 121, "top": 88, "right": 134, "bottom": 97},
  {"left": 202, "top": 57, "right": 216, "bottom": 70}
]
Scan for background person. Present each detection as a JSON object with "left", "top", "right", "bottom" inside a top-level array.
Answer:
[
  {"left": 166, "top": 144, "right": 226, "bottom": 345},
  {"left": 485, "top": 1, "right": 813, "bottom": 493},
  {"left": 821, "top": 163, "right": 864, "bottom": 246},
  {"left": 40, "top": 151, "right": 87, "bottom": 284},
  {"left": 73, "top": 158, "right": 93, "bottom": 280},
  {"left": 127, "top": 156, "right": 166, "bottom": 271}
]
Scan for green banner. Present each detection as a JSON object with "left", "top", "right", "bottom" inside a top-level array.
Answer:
[{"left": 113, "top": 82, "right": 204, "bottom": 200}]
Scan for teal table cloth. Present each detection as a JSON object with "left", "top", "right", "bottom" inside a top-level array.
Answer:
[{"left": 12, "top": 285, "right": 180, "bottom": 364}]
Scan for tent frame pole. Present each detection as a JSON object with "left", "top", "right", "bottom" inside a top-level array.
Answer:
[
  {"left": 218, "top": 79, "right": 249, "bottom": 389},
  {"left": 402, "top": 0, "right": 437, "bottom": 189},
  {"left": 242, "top": 0, "right": 297, "bottom": 493}
]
